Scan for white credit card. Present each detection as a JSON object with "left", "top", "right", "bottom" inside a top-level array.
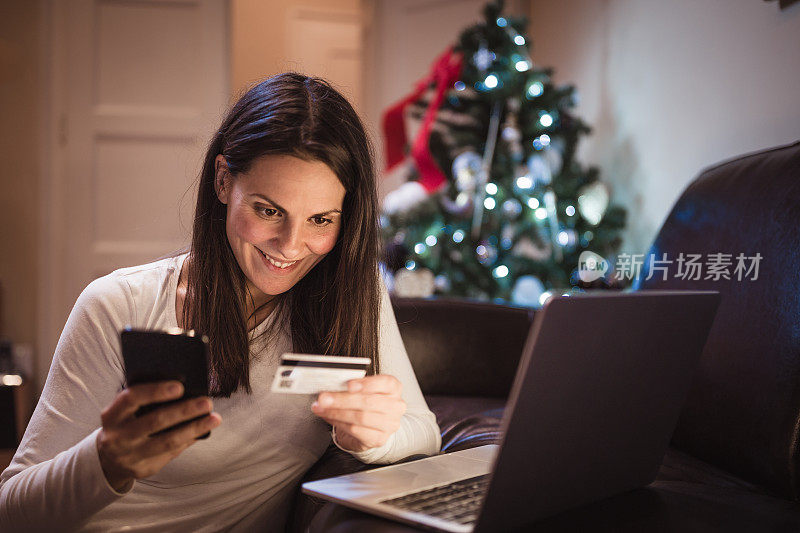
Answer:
[{"left": 270, "top": 353, "right": 371, "bottom": 395}]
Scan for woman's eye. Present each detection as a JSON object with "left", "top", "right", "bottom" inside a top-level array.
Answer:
[
  {"left": 312, "top": 216, "right": 332, "bottom": 226},
  {"left": 257, "top": 206, "right": 279, "bottom": 217}
]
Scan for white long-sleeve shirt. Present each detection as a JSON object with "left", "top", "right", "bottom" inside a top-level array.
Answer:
[{"left": 0, "top": 253, "right": 441, "bottom": 532}]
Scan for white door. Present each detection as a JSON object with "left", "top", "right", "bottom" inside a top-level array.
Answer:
[{"left": 40, "top": 0, "right": 228, "bottom": 388}]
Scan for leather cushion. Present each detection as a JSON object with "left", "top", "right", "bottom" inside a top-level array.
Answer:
[{"left": 425, "top": 395, "right": 505, "bottom": 452}]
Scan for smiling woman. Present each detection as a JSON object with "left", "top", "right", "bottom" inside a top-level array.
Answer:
[
  {"left": 183, "top": 73, "right": 386, "bottom": 397},
  {"left": 214, "top": 155, "right": 345, "bottom": 318},
  {"left": 0, "top": 73, "right": 441, "bottom": 531}
]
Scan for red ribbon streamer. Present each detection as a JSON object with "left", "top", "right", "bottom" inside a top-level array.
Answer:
[{"left": 381, "top": 47, "right": 463, "bottom": 193}]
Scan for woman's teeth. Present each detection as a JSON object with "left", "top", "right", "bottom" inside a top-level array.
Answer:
[
  {"left": 267, "top": 256, "right": 296, "bottom": 269},
  {"left": 258, "top": 249, "right": 297, "bottom": 269}
]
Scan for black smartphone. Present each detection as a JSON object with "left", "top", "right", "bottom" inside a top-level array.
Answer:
[{"left": 120, "top": 327, "right": 211, "bottom": 439}]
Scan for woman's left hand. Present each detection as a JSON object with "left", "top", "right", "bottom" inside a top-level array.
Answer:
[{"left": 311, "top": 374, "right": 407, "bottom": 452}]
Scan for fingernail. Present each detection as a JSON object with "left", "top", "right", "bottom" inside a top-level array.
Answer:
[
  {"left": 311, "top": 401, "right": 319, "bottom": 410},
  {"left": 170, "top": 382, "right": 183, "bottom": 394},
  {"left": 319, "top": 394, "right": 333, "bottom": 407},
  {"left": 196, "top": 398, "right": 210, "bottom": 410},
  {"left": 349, "top": 381, "right": 362, "bottom": 392}
]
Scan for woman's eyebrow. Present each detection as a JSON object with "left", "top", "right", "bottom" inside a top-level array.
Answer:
[{"left": 249, "top": 193, "right": 342, "bottom": 217}]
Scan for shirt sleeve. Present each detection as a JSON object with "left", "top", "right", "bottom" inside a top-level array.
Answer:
[
  {"left": 0, "top": 274, "right": 134, "bottom": 531},
  {"left": 332, "top": 280, "right": 442, "bottom": 464}
]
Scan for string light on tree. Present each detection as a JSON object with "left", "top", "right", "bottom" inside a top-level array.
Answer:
[
  {"left": 492, "top": 265, "right": 509, "bottom": 278},
  {"left": 527, "top": 81, "right": 544, "bottom": 98},
  {"left": 516, "top": 175, "right": 533, "bottom": 190}
]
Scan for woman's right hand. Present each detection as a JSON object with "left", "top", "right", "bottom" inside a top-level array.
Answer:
[{"left": 95, "top": 381, "right": 221, "bottom": 492}]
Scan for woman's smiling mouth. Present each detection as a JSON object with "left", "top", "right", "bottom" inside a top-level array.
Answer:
[{"left": 255, "top": 247, "right": 299, "bottom": 270}]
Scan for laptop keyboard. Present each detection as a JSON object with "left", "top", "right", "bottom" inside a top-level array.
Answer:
[{"left": 379, "top": 474, "right": 489, "bottom": 525}]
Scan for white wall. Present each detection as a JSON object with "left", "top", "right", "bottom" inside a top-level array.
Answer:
[{"left": 528, "top": 0, "right": 800, "bottom": 254}]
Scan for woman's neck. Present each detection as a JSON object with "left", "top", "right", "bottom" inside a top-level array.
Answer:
[
  {"left": 176, "top": 253, "right": 276, "bottom": 332},
  {"left": 243, "top": 279, "right": 277, "bottom": 330}
]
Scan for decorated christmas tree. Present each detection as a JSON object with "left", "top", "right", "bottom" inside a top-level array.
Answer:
[{"left": 380, "top": 1, "right": 626, "bottom": 306}]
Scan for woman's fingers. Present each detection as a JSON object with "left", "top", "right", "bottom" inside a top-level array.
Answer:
[
  {"left": 104, "top": 413, "right": 221, "bottom": 482},
  {"left": 98, "top": 382, "right": 222, "bottom": 491},
  {"left": 101, "top": 381, "right": 184, "bottom": 426},
  {"left": 143, "top": 412, "right": 221, "bottom": 457},
  {"left": 312, "top": 374, "right": 406, "bottom": 451},
  {"left": 130, "top": 397, "right": 214, "bottom": 438},
  {"left": 346, "top": 374, "right": 402, "bottom": 395},
  {"left": 316, "top": 391, "right": 405, "bottom": 415},
  {"left": 316, "top": 407, "right": 399, "bottom": 432}
]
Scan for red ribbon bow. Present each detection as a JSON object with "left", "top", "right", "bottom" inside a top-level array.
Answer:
[{"left": 381, "top": 47, "right": 464, "bottom": 193}]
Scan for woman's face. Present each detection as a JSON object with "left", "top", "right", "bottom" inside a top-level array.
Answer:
[{"left": 215, "top": 154, "right": 346, "bottom": 307}]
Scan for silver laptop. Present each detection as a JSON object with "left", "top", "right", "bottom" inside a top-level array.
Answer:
[{"left": 303, "top": 291, "right": 720, "bottom": 532}]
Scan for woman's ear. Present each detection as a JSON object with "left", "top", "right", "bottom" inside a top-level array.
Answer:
[{"left": 214, "top": 154, "right": 231, "bottom": 204}]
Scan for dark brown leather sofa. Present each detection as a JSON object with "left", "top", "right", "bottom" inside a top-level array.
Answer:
[{"left": 290, "top": 141, "right": 800, "bottom": 532}]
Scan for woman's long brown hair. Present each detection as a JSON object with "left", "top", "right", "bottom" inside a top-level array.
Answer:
[{"left": 183, "top": 73, "right": 380, "bottom": 397}]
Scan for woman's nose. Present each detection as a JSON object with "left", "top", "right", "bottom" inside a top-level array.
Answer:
[{"left": 273, "top": 220, "right": 303, "bottom": 259}]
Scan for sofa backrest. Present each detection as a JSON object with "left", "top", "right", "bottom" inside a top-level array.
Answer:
[
  {"left": 391, "top": 297, "right": 534, "bottom": 398},
  {"left": 636, "top": 141, "right": 800, "bottom": 499}
]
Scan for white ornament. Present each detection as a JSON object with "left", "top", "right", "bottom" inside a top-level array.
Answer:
[
  {"left": 473, "top": 46, "right": 496, "bottom": 71},
  {"left": 452, "top": 151, "right": 482, "bottom": 192},
  {"left": 512, "top": 275, "right": 545, "bottom": 307},
  {"left": 502, "top": 199, "right": 522, "bottom": 218},
  {"left": 440, "top": 192, "right": 473, "bottom": 217},
  {"left": 527, "top": 154, "right": 552, "bottom": 188},
  {"left": 394, "top": 268, "right": 435, "bottom": 298},
  {"left": 546, "top": 137, "right": 565, "bottom": 173},
  {"left": 501, "top": 125, "right": 521, "bottom": 143},
  {"left": 434, "top": 275, "right": 451, "bottom": 292},
  {"left": 577, "top": 181, "right": 610, "bottom": 225},
  {"left": 382, "top": 181, "right": 428, "bottom": 215}
]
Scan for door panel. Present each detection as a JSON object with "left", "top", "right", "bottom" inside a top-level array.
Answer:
[
  {"left": 286, "top": 7, "right": 363, "bottom": 111},
  {"left": 41, "top": 0, "right": 228, "bottom": 386}
]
